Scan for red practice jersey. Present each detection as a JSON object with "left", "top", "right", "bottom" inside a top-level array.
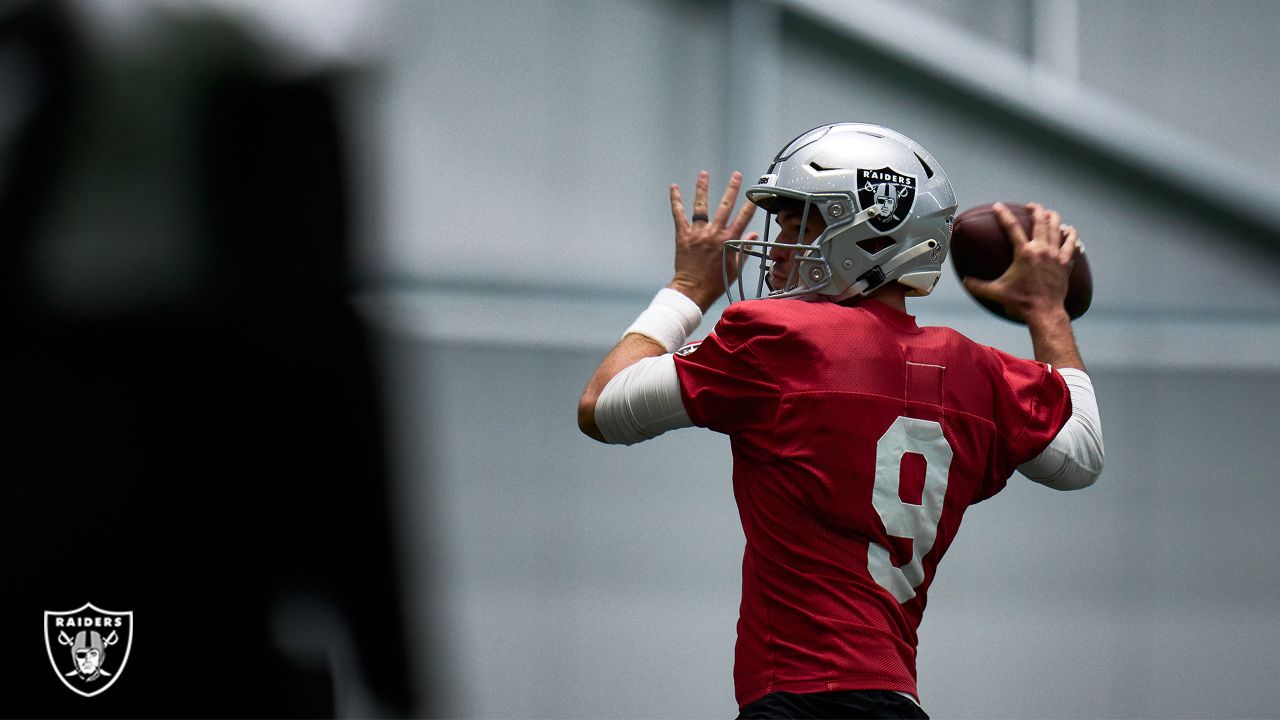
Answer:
[{"left": 672, "top": 297, "right": 1071, "bottom": 708}]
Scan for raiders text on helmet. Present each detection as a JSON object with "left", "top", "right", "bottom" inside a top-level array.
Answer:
[{"left": 725, "top": 123, "right": 958, "bottom": 301}]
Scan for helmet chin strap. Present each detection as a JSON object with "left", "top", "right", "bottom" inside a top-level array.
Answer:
[{"left": 844, "top": 238, "right": 939, "bottom": 297}]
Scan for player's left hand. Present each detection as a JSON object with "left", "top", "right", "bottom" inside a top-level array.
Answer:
[
  {"left": 963, "top": 202, "right": 1079, "bottom": 324},
  {"left": 668, "top": 170, "right": 757, "bottom": 311}
]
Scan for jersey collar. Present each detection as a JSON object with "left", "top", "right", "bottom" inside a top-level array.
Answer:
[{"left": 836, "top": 295, "right": 922, "bottom": 333}]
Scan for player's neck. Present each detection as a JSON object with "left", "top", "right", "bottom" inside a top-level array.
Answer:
[{"left": 866, "top": 285, "right": 908, "bottom": 314}]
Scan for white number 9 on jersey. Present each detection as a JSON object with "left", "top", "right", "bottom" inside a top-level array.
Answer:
[{"left": 867, "top": 417, "right": 953, "bottom": 603}]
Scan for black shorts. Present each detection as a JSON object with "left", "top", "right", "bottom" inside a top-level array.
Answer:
[{"left": 736, "top": 690, "right": 929, "bottom": 719}]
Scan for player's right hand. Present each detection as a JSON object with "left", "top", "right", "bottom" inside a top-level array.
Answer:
[
  {"left": 668, "top": 170, "right": 757, "bottom": 311},
  {"left": 962, "top": 202, "right": 1079, "bottom": 324}
]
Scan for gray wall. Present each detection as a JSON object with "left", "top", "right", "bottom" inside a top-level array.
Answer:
[{"left": 357, "top": 1, "right": 1280, "bottom": 717}]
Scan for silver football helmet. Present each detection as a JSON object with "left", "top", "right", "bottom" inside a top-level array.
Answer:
[{"left": 726, "top": 123, "right": 957, "bottom": 301}]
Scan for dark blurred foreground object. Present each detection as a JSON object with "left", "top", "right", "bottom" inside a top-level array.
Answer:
[
  {"left": 0, "top": 2, "right": 415, "bottom": 716},
  {"left": 950, "top": 202, "right": 1093, "bottom": 323}
]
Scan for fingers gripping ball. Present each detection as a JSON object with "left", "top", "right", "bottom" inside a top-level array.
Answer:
[{"left": 950, "top": 203, "right": 1092, "bottom": 323}]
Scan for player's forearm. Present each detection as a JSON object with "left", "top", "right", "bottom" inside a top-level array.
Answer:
[
  {"left": 580, "top": 167, "right": 751, "bottom": 443},
  {"left": 578, "top": 334, "right": 667, "bottom": 442},
  {"left": 578, "top": 288, "right": 703, "bottom": 442},
  {"left": 1025, "top": 307, "right": 1085, "bottom": 372}
]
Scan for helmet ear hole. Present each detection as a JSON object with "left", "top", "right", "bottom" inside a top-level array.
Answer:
[
  {"left": 914, "top": 152, "right": 935, "bottom": 179},
  {"left": 857, "top": 236, "right": 895, "bottom": 255}
]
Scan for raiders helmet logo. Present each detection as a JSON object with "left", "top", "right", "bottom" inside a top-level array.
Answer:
[
  {"left": 44, "top": 602, "right": 133, "bottom": 697},
  {"left": 856, "top": 167, "right": 917, "bottom": 234}
]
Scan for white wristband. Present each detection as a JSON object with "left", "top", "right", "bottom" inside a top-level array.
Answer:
[{"left": 623, "top": 288, "right": 703, "bottom": 353}]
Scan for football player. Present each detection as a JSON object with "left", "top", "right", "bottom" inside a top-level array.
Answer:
[{"left": 577, "top": 123, "right": 1104, "bottom": 719}]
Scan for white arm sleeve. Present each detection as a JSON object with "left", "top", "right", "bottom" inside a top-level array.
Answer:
[
  {"left": 1018, "top": 368, "right": 1105, "bottom": 491},
  {"left": 593, "top": 354, "right": 693, "bottom": 445}
]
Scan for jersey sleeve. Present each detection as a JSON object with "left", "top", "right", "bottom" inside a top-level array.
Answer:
[
  {"left": 986, "top": 346, "right": 1073, "bottom": 480},
  {"left": 671, "top": 303, "right": 782, "bottom": 436}
]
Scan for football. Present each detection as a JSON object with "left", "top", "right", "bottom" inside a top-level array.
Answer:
[{"left": 949, "top": 203, "right": 1092, "bottom": 323}]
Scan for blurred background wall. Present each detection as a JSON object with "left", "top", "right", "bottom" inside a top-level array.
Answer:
[
  {"left": 370, "top": 1, "right": 1280, "bottom": 717},
  {"left": 6, "top": 1, "right": 1280, "bottom": 718}
]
